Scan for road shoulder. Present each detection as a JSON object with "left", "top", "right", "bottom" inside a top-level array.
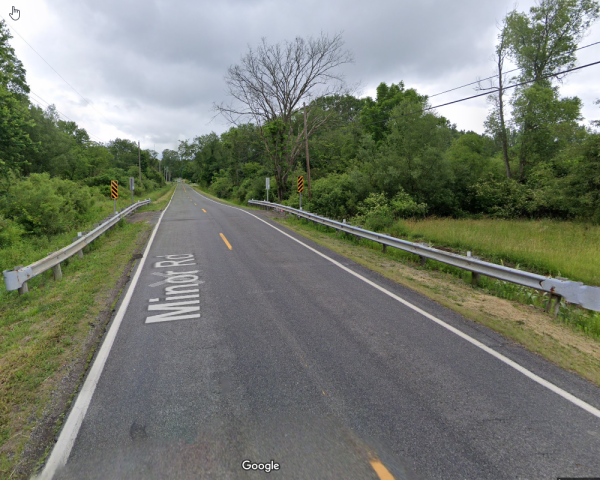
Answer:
[{"left": 273, "top": 215, "right": 600, "bottom": 389}]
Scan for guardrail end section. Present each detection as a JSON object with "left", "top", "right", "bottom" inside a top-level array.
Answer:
[
  {"left": 541, "top": 279, "right": 600, "bottom": 312},
  {"left": 3, "top": 267, "right": 33, "bottom": 291}
]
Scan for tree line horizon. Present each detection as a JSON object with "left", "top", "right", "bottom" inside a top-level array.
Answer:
[{"left": 1, "top": 0, "right": 600, "bottom": 240}]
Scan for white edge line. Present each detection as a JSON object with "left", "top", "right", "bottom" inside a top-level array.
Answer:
[
  {"left": 36, "top": 185, "right": 178, "bottom": 480},
  {"left": 191, "top": 187, "right": 600, "bottom": 421}
]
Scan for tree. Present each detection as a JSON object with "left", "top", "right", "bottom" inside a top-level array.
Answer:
[
  {"left": 0, "top": 83, "right": 33, "bottom": 177},
  {"left": 483, "top": 21, "right": 513, "bottom": 178},
  {"left": 505, "top": 0, "right": 600, "bottom": 178},
  {"left": 215, "top": 33, "right": 353, "bottom": 200},
  {"left": 192, "top": 133, "right": 225, "bottom": 186},
  {"left": 108, "top": 138, "right": 140, "bottom": 170},
  {"left": 0, "top": 20, "right": 29, "bottom": 101},
  {"left": 0, "top": 20, "right": 33, "bottom": 177},
  {"left": 372, "top": 96, "right": 455, "bottom": 214},
  {"left": 592, "top": 99, "right": 600, "bottom": 128},
  {"left": 360, "top": 82, "right": 425, "bottom": 143}
]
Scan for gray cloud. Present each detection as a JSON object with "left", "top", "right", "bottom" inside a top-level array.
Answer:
[{"left": 8, "top": 0, "right": 600, "bottom": 154}]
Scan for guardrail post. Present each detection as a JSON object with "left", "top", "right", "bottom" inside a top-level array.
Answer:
[
  {"left": 52, "top": 263, "right": 63, "bottom": 281},
  {"left": 467, "top": 252, "right": 480, "bottom": 286},
  {"left": 15, "top": 266, "right": 28, "bottom": 295},
  {"left": 419, "top": 256, "right": 426, "bottom": 266},
  {"left": 74, "top": 233, "right": 84, "bottom": 258},
  {"left": 546, "top": 294, "right": 561, "bottom": 317},
  {"left": 382, "top": 244, "right": 387, "bottom": 253}
]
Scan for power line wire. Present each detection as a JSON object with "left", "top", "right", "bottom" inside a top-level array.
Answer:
[
  {"left": 0, "top": 16, "right": 121, "bottom": 133},
  {"left": 28, "top": 91, "right": 106, "bottom": 143},
  {"left": 427, "top": 40, "right": 600, "bottom": 99},
  {"left": 356, "top": 39, "right": 600, "bottom": 121},
  {"left": 353, "top": 40, "right": 600, "bottom": 122},
  {"left": 362, "top": 59, "right": 600, "bottom": 127}
]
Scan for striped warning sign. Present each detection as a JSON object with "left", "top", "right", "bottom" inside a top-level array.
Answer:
[
  {"left": 297, "top": 176, "right": 304, "bottom": 193},
  {"left": 111, "top": 180, "right": 118, "bottom": 199}
]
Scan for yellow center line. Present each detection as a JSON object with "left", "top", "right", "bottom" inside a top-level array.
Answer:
[
  {"left": 194, "top": 203, "right": 197, "bottom": 205},
  {"left": 370, "top": 460, "right": 396, "bottom": 480},
  {"left": 202, "top": 209, "right": 207, "bottom": 213},
  {"left": 220, "top": 233, "right": 232, "bottom": 250}
]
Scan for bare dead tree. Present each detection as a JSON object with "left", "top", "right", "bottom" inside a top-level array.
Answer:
[
  {"left": 214, "top": 33, "right": 354, "bottom": 200},
  {"left": 479, "top": 21, "right": 513, "bottom": 179}
]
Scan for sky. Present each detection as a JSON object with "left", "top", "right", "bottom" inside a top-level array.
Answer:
[{"left": 0, "top": 0, "right": 599, "bottom": 156}]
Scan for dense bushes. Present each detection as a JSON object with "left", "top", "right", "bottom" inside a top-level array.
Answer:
[
  {"left": 301, "top": 171, "right": 372, "bottom": 219},
  {"left": 0, "top": 173, "right": 102, "bottom": 236},
  {"left": 352, "top": 191, "right": 428, "bottom": 230}
]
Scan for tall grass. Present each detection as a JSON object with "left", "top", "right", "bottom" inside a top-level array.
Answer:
[{"left": 397, "top": 218, "right": 600, "bottom": 286}]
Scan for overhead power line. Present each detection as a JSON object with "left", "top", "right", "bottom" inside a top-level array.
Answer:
[
  {"left": 0, "top": 16, "right": 121, "bottom": 133},
  {"left": 28, "top": 90, "right": 106, "bottom": 143},
  {"left": 362, "top": 59, "right": 600, "bottom": 127},
  {"left": 356, "top": 39, "right": 600, "bottom": 121},
  {"left": 428, "top": 40, "right": 600, "bottom": 99}
]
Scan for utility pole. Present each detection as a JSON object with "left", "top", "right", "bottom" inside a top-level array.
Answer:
[
  {"left": 138, "top": 141, "right": 142, "bottom": 183},
  {"left": 303, "top": 102, "right": 311, "bottom": 199}
]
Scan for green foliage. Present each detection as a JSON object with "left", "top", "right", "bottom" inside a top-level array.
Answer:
[
  {"left": 209, "top": 170, "right": 234, "bottom": 198},
  {"left": 564, "top": 134, "right": 600, "bottom": 221},
  {"left": 306, "top": 171, "right": 372, "bottom": 219},
  {"left": 0, "top": 20, "right": 29, "bottom": 100},
  {"left": 0, "top": 173, "right": 102, "bottom": 235},
  {"left": 505, "top": 0, "right": 600, "bottom": 83},
  {"left": 353, "top": 190, "right": 428, "bottom": 231},
  {"left": 0, "top": 213, "right": 23, "bottom": 247}
]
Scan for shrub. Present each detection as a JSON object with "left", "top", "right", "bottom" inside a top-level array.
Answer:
[
  {"left": 353, "top": 190, "right": 428, "bottom": 231},
  {"left": 390, "top": 190, "right": 428, "bottom": 218},
  {"left": 307, "top": 171, "right": 372, "bottom": 219},
  {"left": 209, "top": 171, "right": 234, "bottom": 198},
  {"left": 0, "top": 214, "right": 24, "bottom": 247},
  {"left": 0, "top": 173, "right": 101, "bottom": 235}
]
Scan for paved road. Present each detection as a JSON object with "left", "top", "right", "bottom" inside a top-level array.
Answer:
[{"left": 49, "top": 183, "right": 600, "bottom": 479}]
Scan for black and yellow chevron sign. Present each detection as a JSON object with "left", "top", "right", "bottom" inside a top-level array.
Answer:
[
  {"left": 297, "top": 176, "right": 304, "bottom": 194},
  {"left": 111, "top": 180, "right": 118, "bottom": 199}
]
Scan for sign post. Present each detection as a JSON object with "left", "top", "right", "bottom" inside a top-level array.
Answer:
[
  {"left": 129, "top": 177, "right": 135, "bottom": 205},
  {"left": 297, "top": 176, "right": 304, "bottom": 211},
  {"left": 111, "top": 180, "right": 118, "bottom": 214},
  {"left": 266, "top": 177, "right": 270, "bottom": 202}
]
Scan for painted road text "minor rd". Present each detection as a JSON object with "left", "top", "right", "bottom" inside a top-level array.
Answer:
[{"left": 146, "top": 254, "right": 203, "bottom": 323}]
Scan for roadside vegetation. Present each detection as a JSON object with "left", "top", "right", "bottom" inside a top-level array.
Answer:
[
  {"left": 1, "top": 0, "right": 600, "bottom": 475},
  {"left": 397, "top": 218, "right": 600, "bottom": 286},
  {"left": 172, "top": 1, "right": 600, "bottom": 233},
  {"left": 168, "top": 1, "right": 600, "bottom": 320},
  {"left": 278, "top": 215, "right": 600, "bottom": 388},
  {"left": 0, "top": 184, "right": 174, "bottom": 478},
  {"left": 0, "top": 19, "right": 176, "bottom": 478},
  {"left": 173, "top": 1, "right": 600, "bottom": 362}
]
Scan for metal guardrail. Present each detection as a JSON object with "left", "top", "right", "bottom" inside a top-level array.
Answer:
[
  {"left": 3, "top": 199, "right": 151, "bottom": 293},
  {"left": 249, "top": 200, "right": 600, "bottom": 313}
]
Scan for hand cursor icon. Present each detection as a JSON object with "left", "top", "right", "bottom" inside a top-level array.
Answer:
[{"left": 9, "top": 7, "right": 20, "bottom": 21}]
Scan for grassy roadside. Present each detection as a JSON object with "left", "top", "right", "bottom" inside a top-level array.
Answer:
[
  {"left": 0, "top": 184, "right": 175, "bottom": 479},
  {"left": 397, "top": 217, "right": 600, "bottom": 286},
  {"left": 276, "top": 215, "right": 600, "bottom": 389},
  {"left": 0, "top": 184, "right": 175, "bottom": 275}
]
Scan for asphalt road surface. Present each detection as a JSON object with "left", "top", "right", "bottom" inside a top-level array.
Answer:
[{"left": 45, "top": 183, "right": 600, "bottom": 479}]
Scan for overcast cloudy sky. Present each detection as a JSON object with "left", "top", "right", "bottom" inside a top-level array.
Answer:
[{"left": 1, "top": 0, "right": 599, "bottom": 155}]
